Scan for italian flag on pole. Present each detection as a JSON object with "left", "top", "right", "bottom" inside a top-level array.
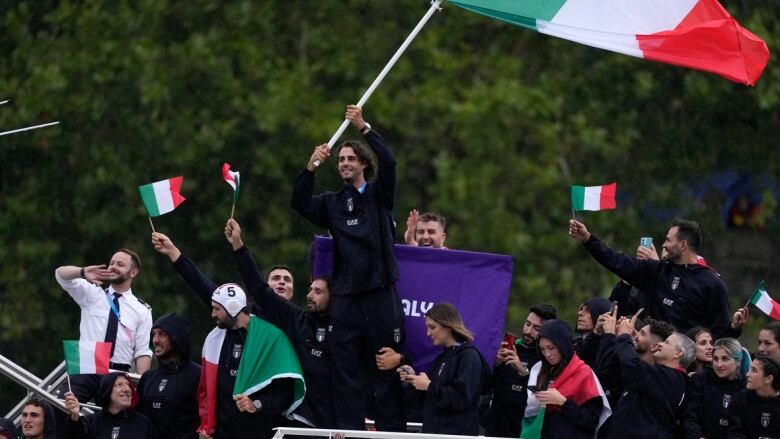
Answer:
[
  {"left": 222, "top": 163, "right": 240, "bottom": 204},
  {"left": 63, "top": 340, "right": 111, "bottom": 375},
  {"left": 447, "top": 0, "right": 770, "bottom": 86},
  {"left": 138, "top": 176, "right": 186, "bottom": 217},
  {"left": 571, "top": 183, "right": 617, "bottom": 212},
  {"left": 750, "top": 282, "right": 780, "bottom": 320}
]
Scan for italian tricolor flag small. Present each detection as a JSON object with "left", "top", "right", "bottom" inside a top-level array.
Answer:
[
  {"left": 222, "top": 163, "right": 240, "bottom": 203},
  {"left": 138, "top": 176, "right": 186, "bottom": 217},
  {"left": 749, "top": 282, "right": 780, "bottom": 320},
  {"left": 63, "top": 340, "right": 111, "bottom": 375},
  {"left": 571, "top": 183, "right": 617, "bottom": 212}
]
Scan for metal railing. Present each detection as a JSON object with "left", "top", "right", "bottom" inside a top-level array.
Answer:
[{"left": 273, "top": 427, "right": 507, "bottom": 439}]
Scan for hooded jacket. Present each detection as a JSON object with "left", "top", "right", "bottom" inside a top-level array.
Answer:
[
  {"left": 485, "top": 339, "right": 541, "bottom": 438},
  {"left": 0, "top": 417, "right": 18, "bottom": 439},
  {"left": 21, "top": 400, "right": 58, "bottom": 439},
  {"left": 574, "top": 298, "right": 611, "bottom": 368},
  {"left": 137, "top": 313, "right": 201, "bottom": 439},
  {"left": 68, "top": 372, "right": 159, "bottom": 439},
  {"left": 583, "top": 235, "right": 730, "bottom": 338},
  {"left": 682, "top": 368, "right": 746, "bottom": 439},
  {"left": 531, "top": 319, "right": 605, "bottom": 439}
]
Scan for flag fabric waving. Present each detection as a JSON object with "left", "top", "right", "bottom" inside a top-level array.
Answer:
[
  {"left": 448, "top": 0, "right": 770, "bottom": 86},
  {"left": 222, "top": 163, "right": 240, "bottom": 204},
  {"left": 138, "top": 176, "right": 186, "bottom": 217},
  {"left": 571, "top": 183, "right": 617, "bottom": 211},
  {"left": 750, "top": 282, "right": 780, "bottom": 320},
  {"left": 63, "top": 340, "right": 111, "bottom": 375}
]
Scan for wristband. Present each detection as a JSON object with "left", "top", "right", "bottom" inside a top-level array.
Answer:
[{"left": 80, "top": 267, "right": 86, "bottom": 279}]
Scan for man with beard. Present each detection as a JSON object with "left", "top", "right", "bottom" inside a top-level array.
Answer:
[
  {"left": 223, "top": 218, "right": 336, "bottom": 428},
  {"left": 569, "top": 218, "right": 731, "bottom": 338},
  {"left": 64, "top": 372, "right": 158, "bottom": 438},
  {"left": 291, "top": 104, "right": 405, "bottom": 430},
  {"left": 20, "top": 398, "right": 57, "bottom": 439},
  {"left": 55, "top": 249, "right": 153, "bottom": 402},
  {"left": 404, "top": 210, "right": 448, "bottom": 248},
  {"left": 484, "top": 303, "right": 557, "bottom": 437},
  {"left": 137, "top": 313, "right": 201, "bottom": 439},
  {"left": 151, "top": 233, "right": 303, "bottom": 439}
]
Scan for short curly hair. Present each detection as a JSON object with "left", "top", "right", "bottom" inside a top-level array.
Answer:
[{"left": 336, "top": 140, "right": 377, "bottom": 180}]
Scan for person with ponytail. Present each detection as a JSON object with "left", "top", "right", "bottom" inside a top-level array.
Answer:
[
  {"left": 684, "top": 327, "right": 713, "bottom": 375},
  {"left": 520, "top": 319, "right": 610, "bottom": 439},
  {"left": 397, "top": 302, "right": 488, "bottom": 435},
  {"left": 682, "top": 338, "right": 746, "bottom": 439},
  {"left": 728, "top": 355, "right": 780, "bottom": 438}
]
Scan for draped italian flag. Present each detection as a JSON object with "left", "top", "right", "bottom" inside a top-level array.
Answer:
[
  {"left": 571, "top": 183, "right": 617, "bottom": 211},
  {"left": 197, "top": 316, "right": 305, "bottom": 435},
  {"left": 63, "top": 340, "right": 111, "bottom": 375},
  {"left": 521, "top": 354, "right": 611, "bottom": 439},
  {"left": 448, "top": 0, "right": 770, "bottom": 86},
  {"left": 750, "top": 282, "right": 780, "bottom": 320},
  {"left": 138, "top": 176, "right": 186, "bottom": 217}
]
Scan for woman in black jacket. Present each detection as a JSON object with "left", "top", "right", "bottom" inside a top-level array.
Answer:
[
  {"left": 728, "top": 355, "right": 780, "bottom": 438},
  {"left": 684, "top": 327, "right": 713, "bottom": 375},
  {"left": 682, "top": 337, "right": 746, "bottom": 439},
  {"left": 397, "top": 302, "right": 488, "bottom": 436}
]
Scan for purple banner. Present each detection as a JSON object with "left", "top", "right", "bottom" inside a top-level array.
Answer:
[{"left": 312, "top": 236, "right": 513, "bottom": 373}]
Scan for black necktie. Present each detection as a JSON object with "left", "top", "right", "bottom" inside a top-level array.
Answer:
[{"left": 105, "top": 293, "right": 120, "bottom": 358}]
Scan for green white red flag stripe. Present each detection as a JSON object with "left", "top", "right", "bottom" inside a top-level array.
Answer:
[
  {"left": 571, "top": 183, "right": 617, "bottom": 211},
  {"left": 222, "top": 163, "right": 240, "bottom": 204},
  {"left": 750, "top": 282, "right": 780, "bottom": 320},
  {"left": 62, "top": 340, "right": 111, "bottom": 375},
  {"left": 138, "top": 176, "right": 186, "bottom": 217},
  {"left": 448, "top": 0, "right": 769, "bottom": 86}
]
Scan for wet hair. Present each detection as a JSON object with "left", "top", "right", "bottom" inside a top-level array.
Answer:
[
  {"left": 761, "top": 321, "right": 780, "bottom": 344},
  {"left": 673, "top": 332, "right": 696, "bottom": 369},
  {"left": 670, "top": 218, "right": 702, "bottom": 253},
  {"left": 264, "top": 264, "right": 293, "bottom": 283},
  {"left": 529, "top": 304, "right": 557, "bottom": 321},
  {"left": 336, "top": 140, "right": 376, "bottom": 180},
  {"left": 418, "top": 212, "right": 447, "bottom": 231},
  {"left": 754, "top": 355, "right": 780, "bottom": 391},
  {"left": 425, "top": 302, "right": 473, "bottom": 343},
  {"left": 647, "top": 318, "right": 676, "bottom": 342},
  {"left": 117, "top": 248, "right": 141, "bottom": 271}
]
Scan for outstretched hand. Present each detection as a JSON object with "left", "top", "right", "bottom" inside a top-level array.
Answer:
[
  {"left": 404, "top": 209, "right": 420, "bottom": 246},
  {"left": 224, "top": 219, "right": 244, "bottom": 251},
  {"left": 82, "top": 265, "right": 112, "bottom": 285},
  {"left": 151, "top": 232, "right": 181, "bottom": 262},
  {"left": 568, "top": 219, "right": 591, "bottom": 242}
]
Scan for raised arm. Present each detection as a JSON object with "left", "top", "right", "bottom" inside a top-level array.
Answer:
[
  {"left": 152, "top": 232, "right": 217, "bottom": 307},
  {"left": 290, "top": 144, "right": 331, "bottom": 229}
]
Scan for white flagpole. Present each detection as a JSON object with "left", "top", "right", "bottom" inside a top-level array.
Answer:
[
  {"left": 0, "top": 121, "right": 60, "bottom": 137},
  {"left": 0, "top": 99, "right": 9, "bottom": 106},
  {"left": 314, "top": 0, "right": 444, "bottom": 167}
]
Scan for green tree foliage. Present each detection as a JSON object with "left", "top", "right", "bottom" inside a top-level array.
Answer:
[{"left": 1, "top": 1, "right": 778, "bottom": 408}]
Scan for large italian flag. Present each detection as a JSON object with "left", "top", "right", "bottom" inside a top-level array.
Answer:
[
  {"left": 138, "top": 176, "right": 186, "bottom": 217},
  {"left": 750, "top": 282, "right": 780, "bottom": 320},
  {"left": 62, "top": 340, "right": 111, "bottom": 375},
  {"left": 448, "top": 0, "right": 769, "bottom": 86}
]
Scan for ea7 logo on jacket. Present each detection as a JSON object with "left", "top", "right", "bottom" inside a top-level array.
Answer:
[
  {"left": 346, "top": 219, "right": 359, "bottom": 226},
  {"left": 663, "top": 298, "right": 675, "bottom": 307}
]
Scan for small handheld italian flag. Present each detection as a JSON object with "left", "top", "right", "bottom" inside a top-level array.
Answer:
[
  {"left": 138, "top": 176, "right": 186, "bottom": 217},
  {"left": 63, "top": 340, "right": 111, "bottom": 375},
  {"left": 749, "top": 281, "right": 780, "bottom": 320},
  {"left": 571, "top": 183, "right": 617, "bottom": 212},
  {"left": 222, "top": 163, "right": 240, "bottom": 218}
]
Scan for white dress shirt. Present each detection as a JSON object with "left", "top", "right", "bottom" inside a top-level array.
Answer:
[{"left": 56, "top": 273, "right": 153, "bottom": 366}]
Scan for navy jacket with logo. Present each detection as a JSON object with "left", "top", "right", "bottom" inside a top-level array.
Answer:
[
  {"left": 291, "top": 128, "right": 398, "bottom": 296},
  {"left": 583, "top": 235, "right": 730, "bottom": 338},
  {"left": 682, "top": 368, "right": 745, "bottom": 439},
  {"left": 727, "top": 389, "right": 780, "bottom": 439},
  {"left": 484, "top": 341, "right": 540, "bottom": 437},
  {"left": 137, "top": 314, "right": 201, "bottom": 439},
  {"left": 232, "top": 245, "right": 335, "bottom": 428}
]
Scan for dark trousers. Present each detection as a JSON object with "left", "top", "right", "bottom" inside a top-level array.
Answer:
[{"left": 329, "top": 286, "right": 406, "bottom": 431}]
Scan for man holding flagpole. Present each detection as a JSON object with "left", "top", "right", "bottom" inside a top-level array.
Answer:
[
  {"left": 291, "top": 104, "right": 405, "bottom": 430},
  {"left": 55, "top": 249, "right": 153, "bottom": 402}
]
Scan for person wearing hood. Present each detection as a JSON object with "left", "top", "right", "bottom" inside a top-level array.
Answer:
[
  {"left": 64, "top": 372, "right": 159, "bottom": 438},
  {"left": 398, "top": 302, "right": 489, "bottom": 436},
  {"left": 0, "top": 417, "right": 17, "bottom": 439},
  {"left": 568, "top": 218, "right": 731, "bottom": 338},
  {"left": 20, "top": 398, "right": 57, "bottom": 439},
  {"left": 574, "top": 297, "right": 612, "bottom": 368},
  {"left": 137, "top": 313, "right": 201, "bottom": 438},
  {"left": 519, "top": 319, "right": 610, "bottom": 439},
  {"left": 682, "top": 338, "right": 747, "bottom": 439},
  {"left": 485, "top": 303, "right": 557, "bottom": 438}
]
